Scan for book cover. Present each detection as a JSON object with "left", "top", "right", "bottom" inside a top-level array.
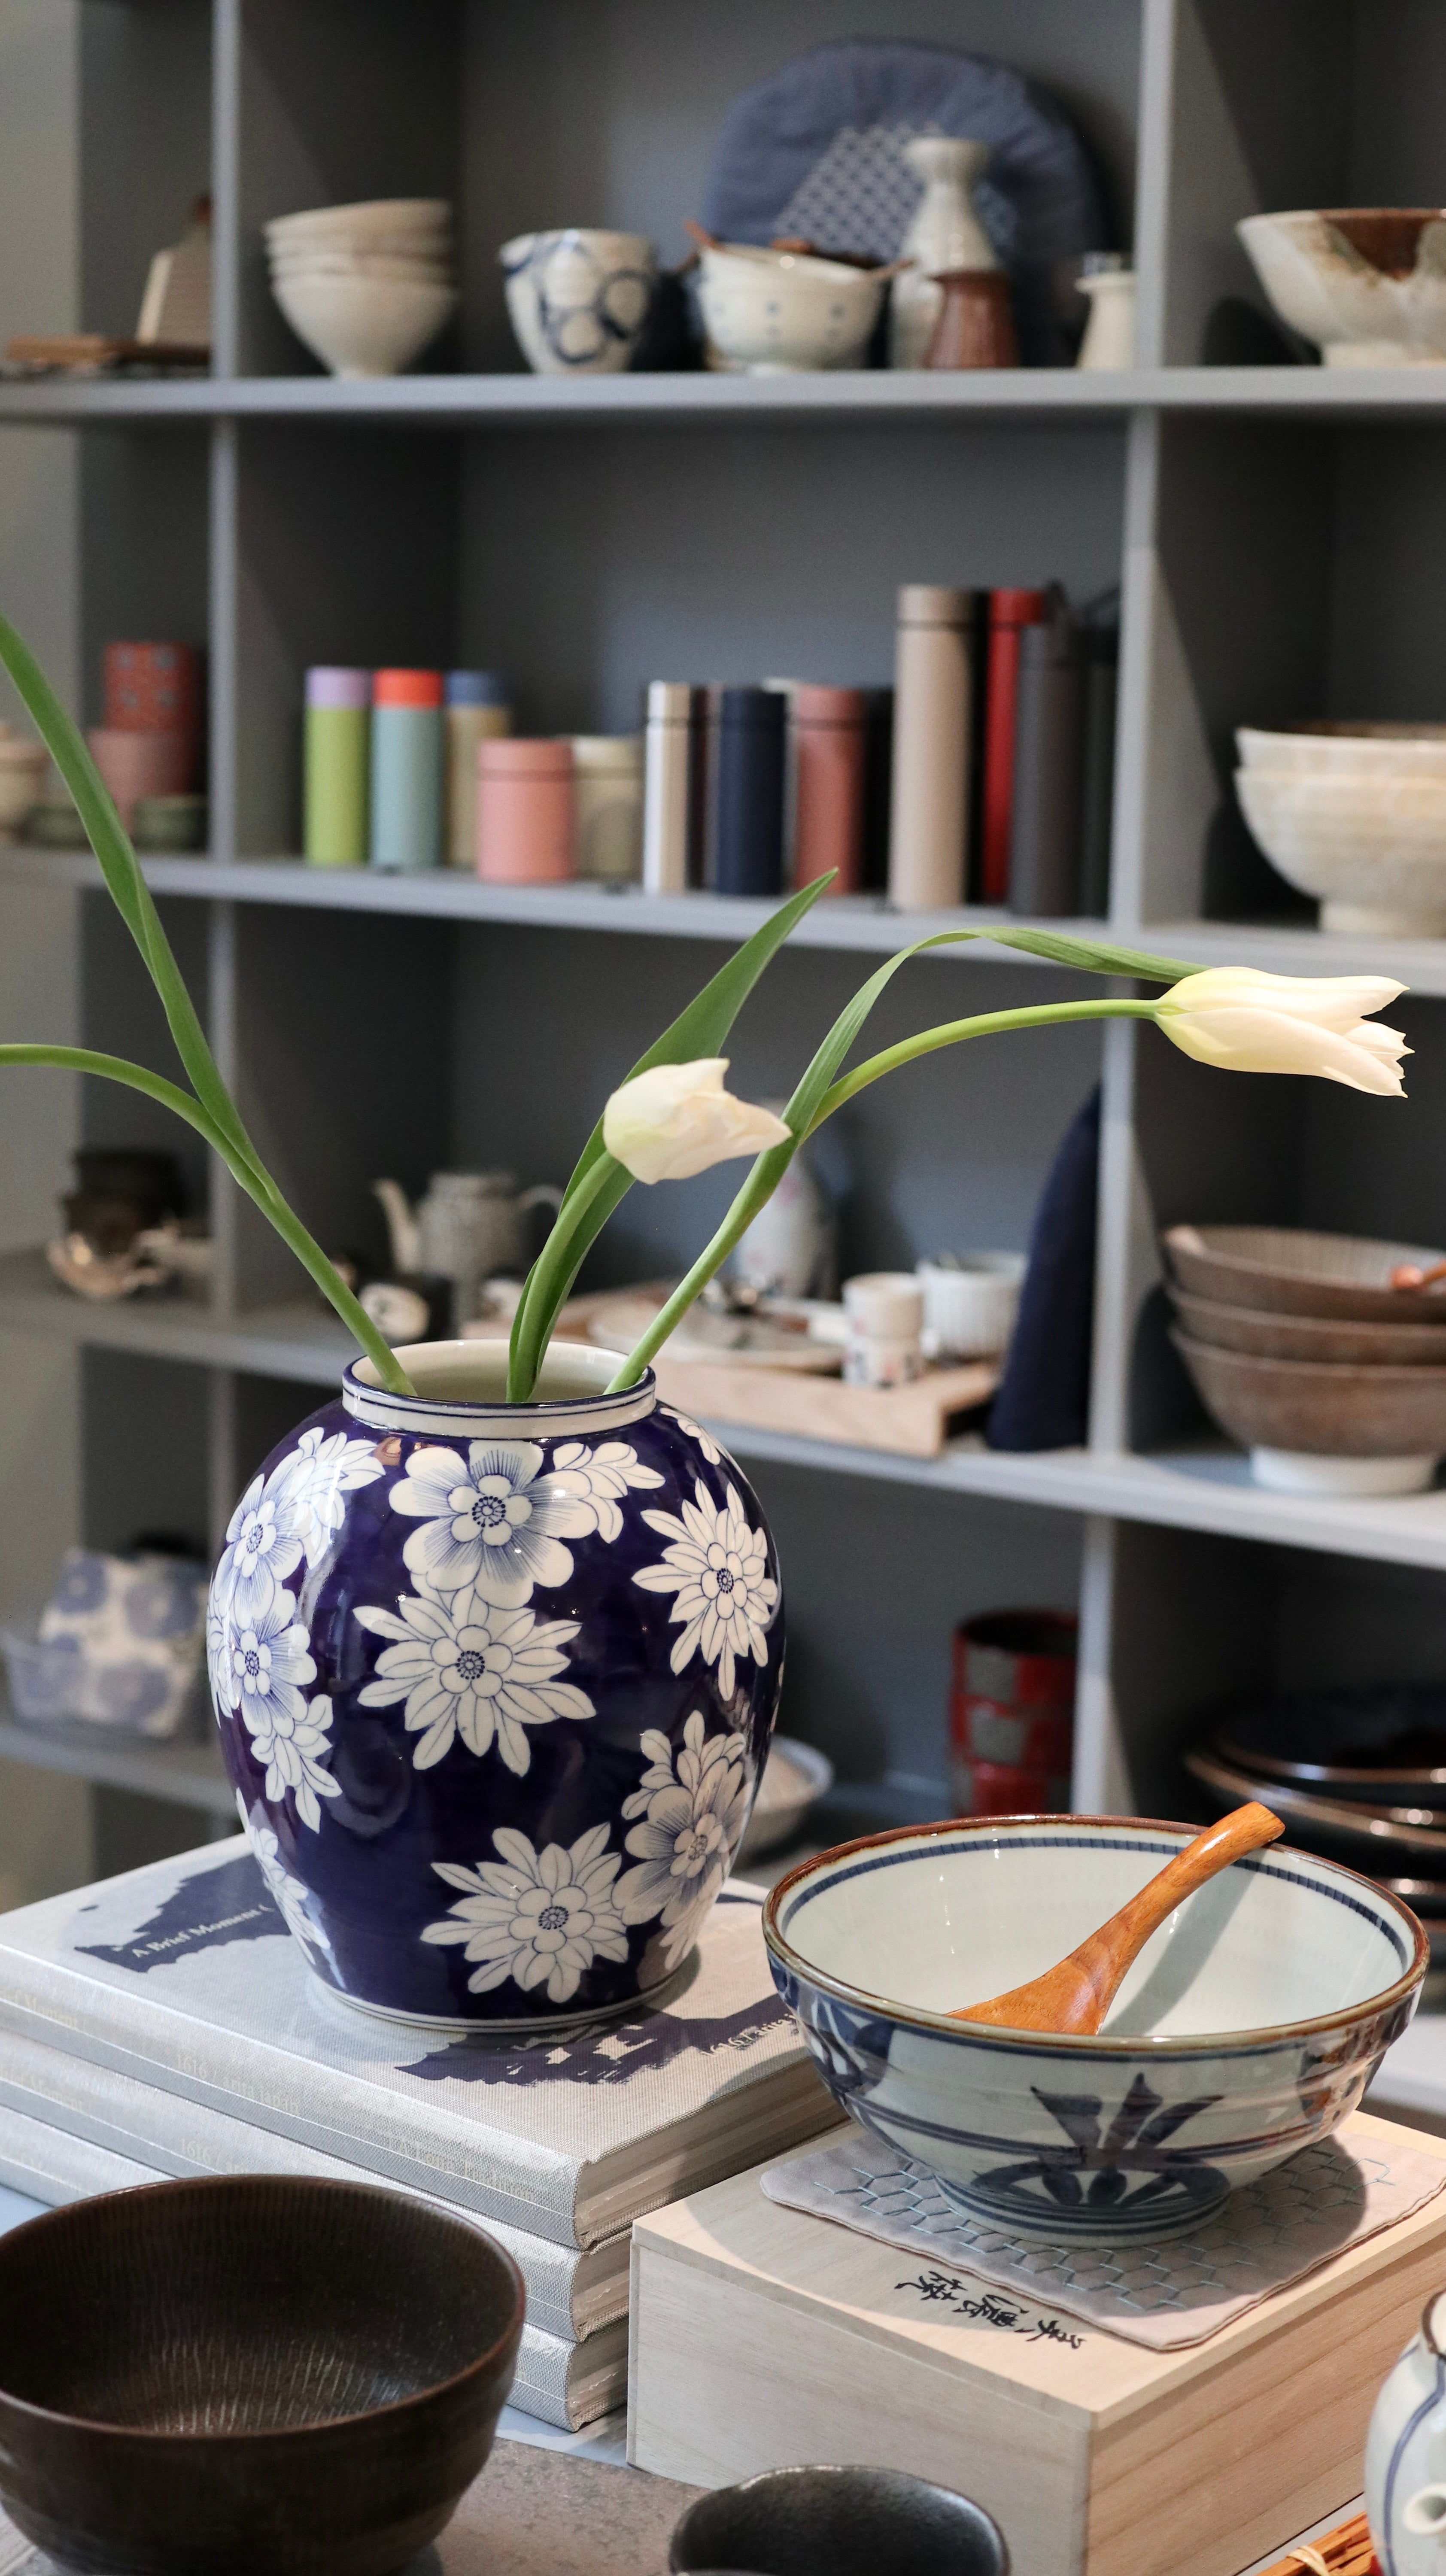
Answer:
[{"left": 0, "top": 1839, "right": 829, "bottom": 2251}]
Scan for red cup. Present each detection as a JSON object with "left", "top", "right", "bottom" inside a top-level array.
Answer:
[
  {"left": 103, "top": 642, "right": 203, "bottom": 738},
  {"left": 87, "top": 728, "right": 196, "bottom": 829},
  {"left": 951, "top": 1607, "right": 1077, "bottom": 1816}
]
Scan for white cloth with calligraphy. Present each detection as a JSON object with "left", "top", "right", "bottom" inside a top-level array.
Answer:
[{"left": 761, "top": 2125, "right": 1446, "bottom": 2351}]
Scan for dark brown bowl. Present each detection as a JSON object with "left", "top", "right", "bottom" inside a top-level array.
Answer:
[{"left": 0, "top": 2175, "right": 524, "bottom": 2576}]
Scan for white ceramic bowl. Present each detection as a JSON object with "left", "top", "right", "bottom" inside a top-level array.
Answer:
[
  {"left": 270, "top": 272, "right": 457, "bottom": 379},
  {"left": 500, "top": 230, "right": 657, "bottom": 376},
  {"left": 1236, "top": 766, "right": 1446, "bottom": 933},
  {"left": 265, "top": 199, "right": 451, "bottom": 247},
  {"left": 1238, "top": 725, "right": 1446, "bottom": 778},
  {"left": 738, "top": 1736, "right": 835, "bottom": 1863},
  {"left": 697, "top": 242, "right": 887, "bottom": 374},
  {"left": 268, "top": 251, "right": 453, "bottom": 286},
  {"left": 917, "top": 1254, "right": 1026, "bottom": 1361},
  {"left": 764, "top": 1816, "right": 1426, "bottom": 2241},
  {"left": 1238, "top": 210, "right": 1446, "bottom": 366}
]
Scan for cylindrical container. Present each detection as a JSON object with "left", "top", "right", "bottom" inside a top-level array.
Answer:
[
  {"left": 86, "top": 728, "right": 194, "bottom": 829},
  {"left": 475, "top": 738, "right": 574, "bottom": 883},
  {"left": 103, "top": 642, "right": 202, "bottom": 738},
  {"left": 842, "top": 1270, "right": 925, "bottom": 1388},
  {"left": 887, "top": 586, "right": 972, "bottom": 911},
  {"left": 1009, "top": 614, "right": 1086, "bottom": 918},
  {"left": 923, "top": 270, "right": 1019, "bottom": 370},
  {"left": 917, "top": 1252, "right": 1026, "bottom": 1360},
  {"left": 370, "top": 669, "right": 444, "bottom": 872},
  {"left": 980, "top": 588, "right": 1050, "bottom": 903},
  {"left": 445, "top": 672, "right": 511, "bottom": 869},
  {"left": 642, "top": 682, "right": 693, "bottom": 895},
  {"left": 714, "top": 687, "right": 785, "bottom": 897},
  {"left": 304, "top": 667, "right": 369, "bottom": 867},
  {"left": 571, "top": 735, "right": 644, "bottom": 883},
  {"left": 793, "top": 685, "right": 867, "bottom": 893},
  {"left": 1077, "top": 258, "right": 1136, "bottom": 369},
  {"left": 950, "top": 1608, "right": 1077, "bottom": 1817}
]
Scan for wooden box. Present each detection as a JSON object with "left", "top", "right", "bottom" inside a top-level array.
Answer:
[{"left": 629, "top": 2115, "right": 1446, "bottom": 2576}]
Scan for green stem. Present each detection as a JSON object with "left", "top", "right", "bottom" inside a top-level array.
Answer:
[
  {"left": 809, "top": 998, "right": 1160, "bottom": 1130},
  {"left": 606, "top": 997, "right": 1163, "bottom": 1391},
  {"left": 506, "top": 1153, "right": 615, "bottom": 1401},
  {"left": 1, "top": 1044, "right": 417, "bottom": 1398}
]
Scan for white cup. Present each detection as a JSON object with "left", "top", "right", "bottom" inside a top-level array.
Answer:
[
  {"left": 843, "top": 1271, "right": 924, "bottom": 1387},
  {"left": 917, "top": 1253, "right": 1026, "bottom": 1361}
]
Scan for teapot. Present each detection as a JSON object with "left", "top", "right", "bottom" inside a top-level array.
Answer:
[
  {"left": 373, "top": 1172, "right": 562, "bottom": 1317},
  {"left": 1367, "top": 2288, "right": 1446, "bottom": 2576}
]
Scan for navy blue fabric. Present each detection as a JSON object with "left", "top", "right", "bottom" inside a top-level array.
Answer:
[
  {"left": 702, "top": 39, "right": 1108, "bottom": 366},
  {"left": 986, "top": 1082, "right": 1100, "bottom": 1452}
]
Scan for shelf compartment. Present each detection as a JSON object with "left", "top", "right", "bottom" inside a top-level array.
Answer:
[{"left": 0, "top": 1703, "right": 233, "bottom": 1821}]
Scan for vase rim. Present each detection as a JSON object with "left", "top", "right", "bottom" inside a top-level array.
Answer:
[{"left": 342, "top": 1338, "right": 657, "bottom": 1439}]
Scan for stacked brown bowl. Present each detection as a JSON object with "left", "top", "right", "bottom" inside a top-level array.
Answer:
[{"left": 1163, "top": 1223, "right": 1446, "bottom": 1496}]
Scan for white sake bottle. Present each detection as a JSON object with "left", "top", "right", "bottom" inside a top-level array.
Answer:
[{"left": 890, "top": 136, "right": 997, "bottom": 372}]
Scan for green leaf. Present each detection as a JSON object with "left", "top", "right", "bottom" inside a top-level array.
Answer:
[
  {"left": 981, "top": 926, "right": 1205, "bottom": 983},
  {"left": 507, "top": 872, "right": 835, "bottom": 1397},
  {"left": 0, "top": 611, "right": 263, "bottom": 1179}
]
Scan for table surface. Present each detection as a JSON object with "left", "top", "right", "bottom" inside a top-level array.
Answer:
[{"left": 0, "top": 2175, "right": 1367, "bottom": 2576}]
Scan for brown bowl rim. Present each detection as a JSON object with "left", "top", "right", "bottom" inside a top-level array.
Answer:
[
  {"left": 1162, "top": 1222, "right": 1446, "bottom": 1301},
  {"left": 1171, "top": 1324, "right": 1446, "bottom": 1385},
  {"left": 0, "top": 2174, "right": 526, "bottom": 2444},
  {"left": 1185, "top": 1744, "right": 1446, "bottom": 1849},
  {"left": 1167, "top": 1285, "right": 1446, "bottom": 1350},
  {"left": 762, "top": 1813, "right": 1429, "bottom": 2054}
]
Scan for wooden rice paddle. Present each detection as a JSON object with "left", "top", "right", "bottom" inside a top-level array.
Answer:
[{"left": 951, "top": 1803, "right": 1284, "bottom": 2033}]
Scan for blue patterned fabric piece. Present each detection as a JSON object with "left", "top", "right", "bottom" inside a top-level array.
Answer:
[{"left": 702, "top": 39, "right": 1109, "bottom": 364}]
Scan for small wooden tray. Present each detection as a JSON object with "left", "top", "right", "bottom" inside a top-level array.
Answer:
[
  {"left": 554, "top": 1289, "right": 998, "bottom": 1458},
  {"left": 4, "top": 334, "right": 210, "bottom": 372}
]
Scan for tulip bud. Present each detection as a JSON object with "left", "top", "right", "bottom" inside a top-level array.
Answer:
[
  {"left": 603, "top": 1058, "right": 793, "bottom": 1184},
  {"left": 1155, "top": 968, "right": 1410, "bottom": 1097}
]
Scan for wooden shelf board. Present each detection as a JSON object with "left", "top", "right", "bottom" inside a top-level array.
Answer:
[
  {"left": 4, "top": 367, "right": 1446, "bottom": 430},
  {"left": 0, "top": 1706, "right": 234, "bottom": 1817}
]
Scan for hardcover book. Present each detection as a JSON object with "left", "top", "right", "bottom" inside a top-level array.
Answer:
[{"left": 0, "top": 1838, "right": 829, "bottom": 2251}]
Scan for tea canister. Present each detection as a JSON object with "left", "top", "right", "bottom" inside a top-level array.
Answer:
[
  {"left": 304, "top": 667, "right": 370, "bottom": 868},
  {"left": 370, "top": 669, "right": 444, "bottom": 873},
  {"left": 445, "top": 671, "right": 511, "bottom": 868},
  {"left": 570, "top": 734, "right": 644, "bottom": 883},
  {"left": 475, "top": 738, "right": 574, "bottom": 883}
]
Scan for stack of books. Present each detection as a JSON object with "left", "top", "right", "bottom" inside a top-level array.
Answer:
[{"left": 0, "top": 1836, "right": 831, "bottom": 2428}]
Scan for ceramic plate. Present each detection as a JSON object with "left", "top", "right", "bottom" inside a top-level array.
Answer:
[{"left": 586, "top": 1295, "right": 843, "bottom": 1372}]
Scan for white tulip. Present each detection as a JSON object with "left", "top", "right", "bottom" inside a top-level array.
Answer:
[
  {"left": 603, "top": 1058, "right": 793, "bottom": 1183},
  {"left": 1155, "top": 968, "right": 1410, "bottom": 1097}
]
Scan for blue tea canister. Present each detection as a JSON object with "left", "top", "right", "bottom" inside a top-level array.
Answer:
[
  {"left": 370, "top": 668, "right": 444, "bottom": 871},
  {"left": 445, "top": 670, "right": 512, "bottom": 867}
]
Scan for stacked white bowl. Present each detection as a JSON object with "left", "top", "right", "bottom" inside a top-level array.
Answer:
[
  {"left": 1236, "top": 722, "right": 1446, "bottom": 936},
  {"left": 265, "top": 200, "right": 457, "bottom": 379}
]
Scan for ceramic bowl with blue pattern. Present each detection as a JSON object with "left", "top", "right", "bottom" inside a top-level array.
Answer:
[{"left": 763, "top": 1816, "right": 1427, "bottom": 2242}]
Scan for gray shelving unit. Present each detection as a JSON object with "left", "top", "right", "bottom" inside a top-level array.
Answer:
[{"left": 6, "top": 0, "right": 1446, "bottom": 1970}]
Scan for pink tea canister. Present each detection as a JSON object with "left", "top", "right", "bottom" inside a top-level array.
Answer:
[{"left": 475, "top": 738, "right": 574, "bottom": 883}]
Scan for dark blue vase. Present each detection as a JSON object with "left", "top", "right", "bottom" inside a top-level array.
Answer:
[{"left": 207, "top": 1341, "right": 784, "bottom": 2029}]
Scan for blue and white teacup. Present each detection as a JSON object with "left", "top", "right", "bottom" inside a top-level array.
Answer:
[{"left": 500, "top": 229, "right": 657, "bottom": 375}]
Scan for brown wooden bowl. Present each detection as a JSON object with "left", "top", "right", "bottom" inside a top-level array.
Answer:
[
  {"left": 1169, "top": 1286, "right": 1446, "bottom": 1366},
  {"left": 1171, "top": 1326, "right": 1446, "bottom": 1458},
  {"left": 1163, "top": 1224, "right": 1446, "bottom": 1323},
  {"left": 0, "top": 2175, "right": 524, "bottom": 2576}
]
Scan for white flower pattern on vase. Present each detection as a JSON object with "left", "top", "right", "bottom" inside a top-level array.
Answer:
[
  {"left": 354, "top": 1585, "right": 592, "bottom": 1773},
  {"left": 236, "top": 1792, "right": 332, "bottom": 1957},
  {"left": 421, "top": 1823, "right": 629, "bottom": 2004},
  {"left": 388, "top": 1437, "right": 661, "bottom": 1607},
  {"left": 617, "top": 1711, "right": 751, "bottom": 1969},
  {"left": 659, "top": 1405, "right": 723, "bottom": 1467},
  {"left": 634, "top": 1479, "right": 777, "bottom": 1700},
  {"left": 222, "top": 1585, "right": 317, "bottom": 1734},
  {"left": 214, "top": 1426, "right": 383, "bottom": 1623},
  {"left": 247, "top": 1687, "right": 341, "bottom": 1833}
]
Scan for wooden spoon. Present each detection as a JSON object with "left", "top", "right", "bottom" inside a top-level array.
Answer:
[
  {"left": 1391, "top": 1258, "right": 1446, "bottom": 1293},
  {"left": 951, "top": 1802, "right": 1284, "bottom": 2033}
]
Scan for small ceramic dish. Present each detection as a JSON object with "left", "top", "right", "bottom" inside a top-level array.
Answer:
[
  {"left": 1168, "top": 1286, "right": 1446, "bottom": 1367},
  {"left": 1162, "top": 1225, "right": 1446, "bottom": 1324},
  {"left": 697, "top": 242, "right": 887, "bottom": 373},
  {"left": 671, "top": 2464, "right": 1009, "bottom": 2576},
  {"left": 1171, "top": 1325, "right": 1446, "bottom": 1492},
  {"left": 1235, "top": 766, "right": 1446, "bottom": 935},
  {"left": 131, "top": 793, "right": 207, "bottom": 854},
  {"left": 1212, "top": 1683, "right": 1446, "bottom": 1804},
  {"left": 763, "top": 1815, "right": 1426, "bottom": 2242},
  {"left": 23, "top": 796, "right": 90, "bottom": 850},
  {"left": 738, "top": 1734, "right": 835, "bottom": 1862},
  {"left": 0, "top": 2174, "right": 523, "bottom": 2576},
  {"left": 1238, "top": 210, "right": 1446, "bottom": 366}
]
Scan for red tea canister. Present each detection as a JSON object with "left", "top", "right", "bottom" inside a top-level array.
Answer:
[
  {"left": 951, "top": 1607, "right": 1077, "bottom": 1817},
  {"left": 103, "top": 641, "right": 203, "bottom": 739},
  {"left": 475, "top": 738, "right": 575, "bottom": 884}
]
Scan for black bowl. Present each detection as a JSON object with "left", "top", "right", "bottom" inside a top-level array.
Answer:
[
  {"left": 670, "top": 2466, "right": 1009, "bottom": 2576},
  {"left": 0, "top": 2175, "right": 524, "bottom": 2576},
  {"left": 1214, "top": 1684, "right": 1446, "bottom": 1805}
]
